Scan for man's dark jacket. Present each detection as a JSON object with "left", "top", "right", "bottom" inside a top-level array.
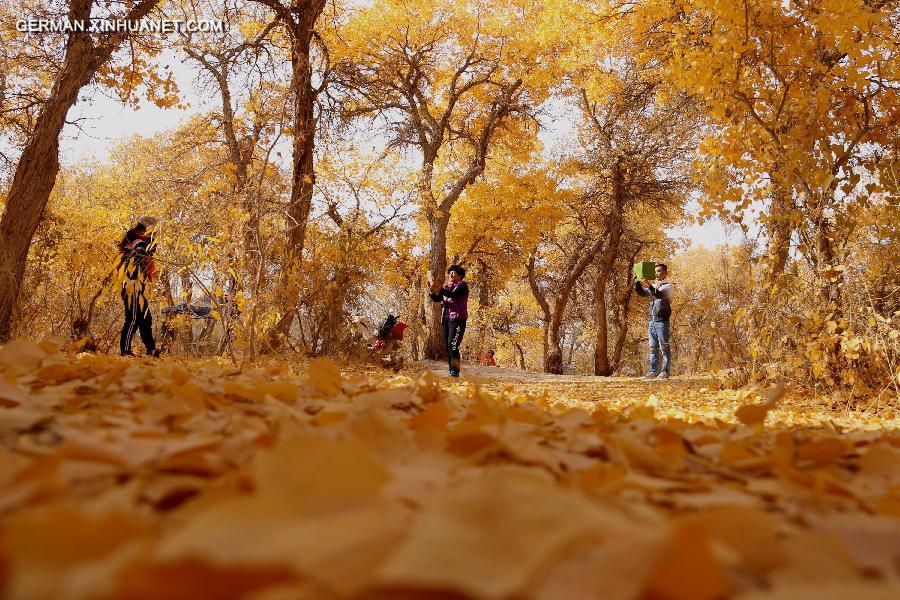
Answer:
[{"left": 634, "top": 279, "right": 673, "bottom": 322}]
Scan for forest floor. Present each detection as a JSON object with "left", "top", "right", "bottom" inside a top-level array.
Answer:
[
  {"left": 416, "top": 360, "right": 898, "bottom": 432},
  {"left": 2, "top": 340, "right": 900, "bottom": 599}
]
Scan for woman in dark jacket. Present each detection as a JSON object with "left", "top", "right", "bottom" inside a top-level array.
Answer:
[
  {"left": 428, "top": 264, "right": 469, "bottom": 377},
  {"left": 117, "top": 216, "right": 160, "bottom": 357}
]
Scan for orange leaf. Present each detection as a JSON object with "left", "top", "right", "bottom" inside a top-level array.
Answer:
[
  {"left": 795, "top": 437, "right": 851, "bottom": 465},
  {"left": 736, "top": 380, "right": 785, "bottom": 426},
  {"left": 643, "top": 519, "right": 731, "bottom": 600}
]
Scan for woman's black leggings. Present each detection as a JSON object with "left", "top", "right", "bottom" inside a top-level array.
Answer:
[
  {"left": 120, "top": 288, "right": 155, "bottom": 355},
  {"left": 442, "top": 319, "right": 466, "bottom": 371}
]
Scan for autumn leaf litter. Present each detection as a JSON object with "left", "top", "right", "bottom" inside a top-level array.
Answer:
[{"left": 1, "top": 339, "right": 900, "bottom": 599}]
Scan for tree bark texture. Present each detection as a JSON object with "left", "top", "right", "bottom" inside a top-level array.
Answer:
[{"left": 593, "top": 159, "right": 626, "bottom": 376}]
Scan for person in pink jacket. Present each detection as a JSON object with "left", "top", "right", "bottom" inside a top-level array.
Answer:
[{"left": 428, "top": 264, "right": 469, "bottom": 377}]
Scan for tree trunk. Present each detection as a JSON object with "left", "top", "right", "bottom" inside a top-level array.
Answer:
[
  {"left": 223, "top": 94, "right": 264, "bottom": 293},
  {"left": 179, "top": 270, "right": 194, "bottom": 346},
  {"left": 408, "top": 272, "right": 423, "bottom": 361},
  {"left": 611, "top": 248, "right": 639, "bottom": 372},
  {"left": 210, "top": 62, "right": 256, "bottom": 283},
  {"left": 285, "top": 28, "right": 317, "bottom": 261},
  {"left": 815, "top": 215, "right": 842, "bottom": 305},
  {"left": 0, "top": 3, "right": 94, "bottom": 339},
  {"left": 265, "top": 27, "right": 316, "bottom": 347},
  {"left": 425, "top": 211, "right": 450, "bottom": 360},
  {"left": 765, "top": 164, "right": 793, "bottom": 282},
  {"left": 526, "top": 251, "right": 553, "bottom": 373},
  {"left": 513, "top": 342, "right": 526, "bottom": 370},
  {"left": 541, "top": 317, "right": 549, "bottom": 370},
  {"left": 256, "top": 0, "right": 325, "bottom": 352},
  {"left": 0, "top": 0, "right": 161, "bottom": 341},
  {"left": 593, "top": 159, "right": 625, "bottom": 376},
  {"left": 528, "top": 238, "right": 603, "bottom": 375},
  {"left": 473, "top": 261, "right": 492, "bottom": 356},
  {"left": 593, "top": 269, "right": 612, "bottom": 376},
  {"left": 566, "top": 329, "right": 579, "bottom": 368},
  {"left": 545, "top": 321, "right": 564, "bottom": 374},
  {"left": 409, "top": 80, "right": 521, "bottom": 361},
  {"left": 321, "top": 267, "right": 348, "bottom": 353}
]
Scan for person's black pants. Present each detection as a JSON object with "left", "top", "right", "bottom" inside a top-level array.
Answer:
[
  {"left": 121, "top": 288, "right": 155, "bottom": 355},
  {"left": 442, "top": 319, "right": 466, "bottom": 372}
]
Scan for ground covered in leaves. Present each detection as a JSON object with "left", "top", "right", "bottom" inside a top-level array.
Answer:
[{"left": 1, "top": 340, "right": 900, "bottom": 599}]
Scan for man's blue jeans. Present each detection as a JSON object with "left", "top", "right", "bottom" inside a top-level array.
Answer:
[{"left": 648, "top": 320, "right": 671, "bottom": 376}]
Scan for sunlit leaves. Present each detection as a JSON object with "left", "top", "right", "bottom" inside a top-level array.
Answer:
[{"left": 2, "top": 342, "right": 900, "bottom": 597}]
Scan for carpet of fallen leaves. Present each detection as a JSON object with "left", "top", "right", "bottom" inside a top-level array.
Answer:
[{"left": 2, "top": 339, "right": 900, "bottom": 600}]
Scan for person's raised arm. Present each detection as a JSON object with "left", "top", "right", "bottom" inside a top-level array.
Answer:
[
  {"left": 635, "top": 278, "right": 651, "bottom": 297},
  {"left": 648, "top": 282, "right": 673, "bottom": 299},
  {"left": 426, "top": 271, "right": 443, "bottom": 301},
  {"left": 441, "top": 281, "right": 469, "bottom": 298}
]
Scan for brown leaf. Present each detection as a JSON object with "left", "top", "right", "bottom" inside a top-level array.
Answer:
[
  {"left": 115, "top": 559, "right": 295, "bottom": 600},
  {"left": 0, "top": 381, "right": 28, "bottom": 407},
  {"left": 0, "top": 339, "right": 46, "bottom": 373},
  {"left": 307, "top": 358, "right": 343, "bottom": 396},
  {"left": 858, "top": 444, "right": 900, "bottom": 483},
  {"left": 252, "top": 435, "right": 389, "bottom": 513},
  {"left": 736, "top": 380, "right": 786, "bottom": 426},
  {"left": 693, "top": 506, "right": 787, "bottom": 573},
  {"left": 794, "top": 437, "right": 852, "bottom": 465},
  {"left": 642, "top": 519, "right": 731, "bottom": 600},
  {"left": 375, "top": 469, "right": 637, "bottom": 599},
  {"left": 532, "top": 530, "right": 666, "bottom": 600},
  {"left": 4, "top": 503, "right": 152, "bottom": 599}
]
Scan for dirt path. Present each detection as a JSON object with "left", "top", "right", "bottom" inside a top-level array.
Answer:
[
  {"left": 411, "top": 360, "right": 727, "bottom": 414},
  {"left": 418, "top": 359, "right": 713, "bottom": 384},
  {"left": 401, "top": 360, "right": 897, "bottom": 431}
]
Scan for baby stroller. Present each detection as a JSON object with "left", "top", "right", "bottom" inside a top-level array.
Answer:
[{"left": 351, "top": 314, "right": 408, "bottom": 369}]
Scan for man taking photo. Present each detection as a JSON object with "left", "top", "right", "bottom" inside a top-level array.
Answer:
[{"left": 635, "top": 263, "right": 673, "bottom": 379}]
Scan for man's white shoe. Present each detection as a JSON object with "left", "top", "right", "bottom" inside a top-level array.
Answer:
[{"left": 656, "top": 372, "right": 669, "bottom": 379}]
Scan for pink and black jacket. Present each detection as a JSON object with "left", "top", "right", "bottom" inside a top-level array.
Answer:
[{"left": 429, "top": 281, "right": 469, "bottom": 322}]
